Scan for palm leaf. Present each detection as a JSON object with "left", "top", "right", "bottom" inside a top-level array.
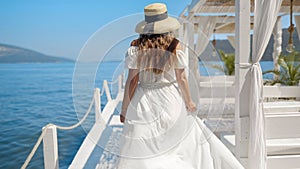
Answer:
[
  {"left": 210, "top": 50, "right": 235, "bottom": 75},
  {"left": 262, "top": 70, "right": 280, "bottom": 75},
  {"left": 278, "top": 57, "right": 288, "bottom": 70},
  {"left": 211, "top": 65, "right": 226, "bottom": 73},
  {"left": 294, "top": 64, "right": 300, "bottom": 73},
  {"left": 264, "top": 51, "right": 300, "bottom": 86}
]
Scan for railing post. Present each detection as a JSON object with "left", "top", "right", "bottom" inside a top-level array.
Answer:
[
  {"left": 43, "top": 125, "right": 59, "bottom": 169},
  {"left": 122, "top": 72, "right": 126, "bottom": 88},
  {"left": 297, "top": 81, "right": 300, "bottom": 101},
  {"left": 118, "top": 75, "right": 123, "bottom": 93},
  {"left": 103, "top": 80, "right": 112, "bottom": 101},
  {"left": 94, "top": 88, "right": 101, "bottom": 122}
]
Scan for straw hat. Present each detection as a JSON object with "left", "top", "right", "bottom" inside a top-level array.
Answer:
[{"left": 135, "top": 3, "right": 180, "bottom": 34}]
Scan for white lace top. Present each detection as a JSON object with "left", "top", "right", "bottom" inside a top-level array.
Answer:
[{"left": 124, "top": 46, "right": 187, "bottom": 85}]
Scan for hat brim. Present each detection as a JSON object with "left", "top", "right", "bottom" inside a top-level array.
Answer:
[{"left": 135, "top": 17, "right": 180, "bottom": 34}]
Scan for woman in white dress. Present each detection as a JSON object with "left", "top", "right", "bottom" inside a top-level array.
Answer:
[{"left": 116, "top": 3, "right": 244, "bottom": 169}]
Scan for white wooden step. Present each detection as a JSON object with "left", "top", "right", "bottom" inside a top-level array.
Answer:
[
  {"left": 264, "top": 101, "right": 300, "bottom": 113},
  {"left": 267, "top": 155, "right": 300, "bottom": 169},
  {"left": 204, "top": 119, "right": 234, "bottom": 137},
  {"left": 267, "top": 138, "right": 300, "bottom": 155},
  {"left": 238, "top": 155, "right": 300, "bottom": 169},
  {"left": 221, "top": 134, "right": 300, "bottom": 156},
  {"left": 265, "top": 113, "right": 300, "bottom": 139},
  {"left": 220, "top": 112, "right": 300, "bottom": 156}
]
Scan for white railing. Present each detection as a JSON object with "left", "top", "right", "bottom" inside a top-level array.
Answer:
[{"left": 21, "top": 75, "right": 123, "bottom": 169}]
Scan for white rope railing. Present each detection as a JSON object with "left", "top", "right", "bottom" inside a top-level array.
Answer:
[
  {"left": 21, "top": 75, "right": 124, "bottom": 169},
  {"left": 100, "top": 85, "right": 105, "bottom": 96},
  {"left": 55, "top": 95, "right": 95, "bottom": 130},
  {"left": 21, "top": 124, "right": 49, "bottom": 169},
  {"left": 103, "top": 80, "right": 112, "bottom": 101},
  {"left": 21, "top": 95, "right": 95, "bottom": 169},
  {"left": 107, "top": 78, "right": 119, "bottom": 84}
]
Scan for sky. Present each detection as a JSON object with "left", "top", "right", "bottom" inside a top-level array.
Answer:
[
  {"left": 0, "top": 0, "right": 192, "bottom": 59},
  {"left": 0, "top": 0, "right": 293, "bottom": 59}
]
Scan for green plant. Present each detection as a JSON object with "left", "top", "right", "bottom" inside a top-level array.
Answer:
[
  {"left": 211, "top": 50, "right": 235, "bottom": 75},
  {"left": 263, "top": 51, "right": 300, "bottom": 86}
]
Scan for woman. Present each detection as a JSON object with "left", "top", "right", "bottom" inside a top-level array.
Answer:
[{"left": 116, "top": 3, "right": 244, "bottom": 169}]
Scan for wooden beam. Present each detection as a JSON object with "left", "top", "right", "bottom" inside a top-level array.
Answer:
[
  {"left": 215, "top": 23, "right": 254, "bottom": 33},
  {"left": 189, "top": 0, "right": 205, "bottom": 13},
  {"left": 203, "top": 0, "right": 300, "bottom": 6},
  {"left": 192, "top": 6, "right": 300, "bottom": 13},
  {"left": 179, "top": 6, "right": 189, "bottom": 17},
  {"left": 191, "top": 22, "right": 254, "bottom": 34},
  {"left": 205, "top": 0, "right": 235, "bottom": 6},
  {"left": 181, "top": 15, "right": 254, "bottom": 23},
  {"left": 215, "top": 22, "right": 234, "bottom": 29}
]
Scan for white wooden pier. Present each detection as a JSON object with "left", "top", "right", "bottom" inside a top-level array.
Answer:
[{"left": 21, "top": 0, "right": 300, "bottom": 168}]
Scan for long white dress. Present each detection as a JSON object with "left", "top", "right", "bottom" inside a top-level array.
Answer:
[{"left": 115, "top": 46, "right": 244, "bottom": 169}]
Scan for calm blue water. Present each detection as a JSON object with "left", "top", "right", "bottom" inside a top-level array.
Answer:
[{"left": 0, "top": 61, "right": 273, "bottom": 169}]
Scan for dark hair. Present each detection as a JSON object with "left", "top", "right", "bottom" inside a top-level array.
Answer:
[{"left": 132, "top": 33, "right": 179, "bottom": 74}]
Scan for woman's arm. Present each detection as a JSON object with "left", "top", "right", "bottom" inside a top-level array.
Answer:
[
  {"left": 175, "top": 68, "right": 196, "bottom": 112},
  {"left": 120, "top": 69, "right": 139, "bottom": 123}
]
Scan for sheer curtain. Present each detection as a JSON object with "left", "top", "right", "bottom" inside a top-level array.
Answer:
[
  {"left": 178, "top": 22, "right": 191, "bottom": 78},
  {"left": 294, "top": 15, "right": 300, "bottom": 40},
  {"left": 248, "top": 1, "right": 283, "bottom": 169},
  {"left": 227, "top": 36, "right": 235, "bottom": 49},
  {"left": 195, "top": 16, "right": 217, "bottom": 55}
]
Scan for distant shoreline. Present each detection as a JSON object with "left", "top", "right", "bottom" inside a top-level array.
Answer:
[
  {"left": 0, "top": 61, "right": 74, "bottom": 64},
  {"left": 0, "top": 43, "right": 74, "bottom": 63}
]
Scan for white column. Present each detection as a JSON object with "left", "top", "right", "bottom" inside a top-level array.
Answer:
[
  {"left": 180, "top": 21, "right": 191, "bottom": 78},
  {"left": 43, "top": 125, "right": 59, "bottom": 169},
  {"left": 187, "top": 13, "right": 195, "bottom": 53},
  {"left": 234, "top": 0, "right": 251, "bottom": 166},
  {"left": 186, "top": 12, "right": 202, "bottom": 103},
  {"left": 272, "top": 16, "right": 282, "bottom": 80},
  {"left": 187, "top": 21, "right": 194, "bottom": 79},
  {"left": 178, "top": 20, "right": 184, "bottom": 42}
]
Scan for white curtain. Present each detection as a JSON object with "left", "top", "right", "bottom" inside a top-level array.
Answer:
[
  {"left": 178, "top": 22, "right": 190, "bottom": 78},
  {"left": 294, "top": 15, "right": 300, "bottom": 40},
  {"left": 272, "top": 16, "right": 282, "bottom": 80},
  {"left": 248, "top": 1, "right": 283, "bottom": 169},
  {"left": 195, "top": 16, "right": 217, "bottom": 55},
  {"left": 227, "top": 36, "right": 235, "bottom": 49},
  {"left": 186, "top": 21, "right": 195, "bottom": 79}
]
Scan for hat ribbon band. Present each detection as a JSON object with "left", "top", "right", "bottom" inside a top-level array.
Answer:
[{"left": 145, "top": 12, "right": 168, "bottom": 23}]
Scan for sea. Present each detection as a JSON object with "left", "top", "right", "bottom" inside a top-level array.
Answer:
[{"left": 0, "top": 61, "right": 274, "bottom": 169}]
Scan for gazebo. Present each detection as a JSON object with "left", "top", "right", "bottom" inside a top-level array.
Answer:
[
  {"left": 20, "top": 1, "right": 300, "bottom": 169},
  {"left": 178, "top": 0, "right": 300, "bottom": 169}
]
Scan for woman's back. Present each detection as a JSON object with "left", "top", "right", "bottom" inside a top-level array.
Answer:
[
  {"left": 125, "top": 47, "right": 188, "bottom": 85},
  {"left": 125, "top": 35, "right": 188, "bottom": 85}
]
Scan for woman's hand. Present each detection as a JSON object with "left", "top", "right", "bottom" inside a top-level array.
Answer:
[
  {"left": 120, "top": 114, "right": 126, "bottom": 123},
  {"left": 186, "top": 101, "right": 196, "bottom": 112}
]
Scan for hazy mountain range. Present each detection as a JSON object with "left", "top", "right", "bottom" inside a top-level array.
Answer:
[
  {"left": 0, "top": 44, "right": 73, "bottom": 63},
  {"left": 215, "top": 28, "right": 300, "bottom": 61},
  {"left": 0, "top": 28, "right": 299, "bottom": 63}
]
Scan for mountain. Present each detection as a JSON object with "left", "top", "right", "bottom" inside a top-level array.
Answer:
[
  {"left": 2, "top": 28, "right": 298, "bottom": 63},
  {"left": 0, "top": 44, "right": 74, "bottom": 63},
  {"left": 215, "top": 28, "right": 300, "bottom": 61}
]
